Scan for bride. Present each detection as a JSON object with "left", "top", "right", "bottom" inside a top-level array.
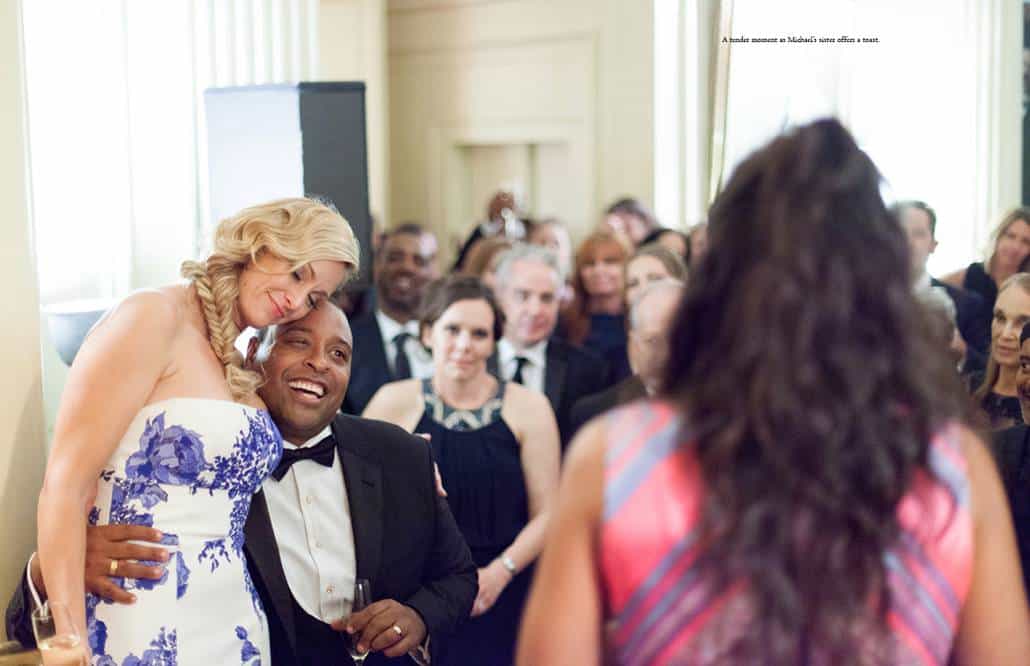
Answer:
[{"left": 35, "top": 197, "right": 358, "bottom": 664}]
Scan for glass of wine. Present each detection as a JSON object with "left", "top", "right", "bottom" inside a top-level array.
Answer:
[
  {"left": 32, "top": 601, "right": 88, "bottom": 666},
  {"left": 347, "top": 579, "right": 372, "bottom": 664}
]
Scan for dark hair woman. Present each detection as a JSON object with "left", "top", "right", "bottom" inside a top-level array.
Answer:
[
  {"left": 517, "top": 119, "right": 1030, "bottom": 665},
  {"left": 603, "top": 197, "right": 658, "bottom": 245},
  {"left": 363, "top": 275, "right": 560, "bottom": 666},
  {"left": 639, "top": 228, "right": 690, "bottom": 264}
]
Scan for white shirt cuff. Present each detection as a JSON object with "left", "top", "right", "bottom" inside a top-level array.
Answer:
[
  {"left": 409, "top": 634, "right": 431, "bottom": 665},
  {"left": 25, "top": 552, "right": 45, "bottom": 612}
]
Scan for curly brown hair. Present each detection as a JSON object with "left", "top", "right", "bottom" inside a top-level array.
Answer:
[{"left": 662, "top": 119, "right": 967, "bottom": 662}]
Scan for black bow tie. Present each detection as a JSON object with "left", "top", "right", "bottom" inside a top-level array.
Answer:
[{"left": 271, "top": 435, "right": 336, "bottom": 481}]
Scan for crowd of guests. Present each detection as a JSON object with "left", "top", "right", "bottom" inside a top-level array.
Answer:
[{"left": 7, "top": 117, "right": 1030, "bottom": 665}]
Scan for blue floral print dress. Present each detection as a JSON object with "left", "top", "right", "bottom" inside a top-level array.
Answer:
[{"left": 84, "top": 398, "right": 282, "bottom": 666}]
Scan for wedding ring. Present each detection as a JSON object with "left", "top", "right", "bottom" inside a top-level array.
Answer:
[
  {"left": 392, "top": 624, "right": 403, "bottom": 637},
  {"left": 109, "top": 559, "right": 118, "bottom": 576}
]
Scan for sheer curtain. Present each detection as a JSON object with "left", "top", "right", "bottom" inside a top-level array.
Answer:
[
  {"left": 653, "top": 0, "right": 723, "bottom": 229},
  {"left": 23, "top": 0, "right": 320, "bottom": 306},
  {"left": 656, "top": 0, "right": 1022, "bottom": 272}
]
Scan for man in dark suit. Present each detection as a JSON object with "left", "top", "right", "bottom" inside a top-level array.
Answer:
[
  {"left": 343, "top": 223, "right": 439, "bottom": 415},
  {"left": 570, "top": 279, "right": 684, "bottom": 435},
  {"left": 490, "top": 244, "right": 608, "bottom": 451},
  {"left": 991, "top": 321, "right": 1030, "bottom": 601},
  {"left": 7, "top": 302, "right": 476, "bottom": 665},
  {"left": 894, "top": 200, "right": 989, "bottom": 370}
]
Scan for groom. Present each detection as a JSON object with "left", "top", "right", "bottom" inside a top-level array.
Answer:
[{"left": 6, "top": 301, "right": 477, "bottom": 664}]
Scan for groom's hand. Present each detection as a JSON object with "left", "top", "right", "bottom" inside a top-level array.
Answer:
[
  {"left": 333, "top": 599, "right": 428, "bottom": 658},
  {"left": 84, "top": 525, "right": 169, "bottom": 603}
]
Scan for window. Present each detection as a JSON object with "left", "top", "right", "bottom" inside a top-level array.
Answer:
[{"left": 23, "top": 0, "right": 319, "bottom": 306}]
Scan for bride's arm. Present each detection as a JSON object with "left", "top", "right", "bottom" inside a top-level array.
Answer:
[{"left": 37, "top": 291, "right": 178, "bottom": 637}]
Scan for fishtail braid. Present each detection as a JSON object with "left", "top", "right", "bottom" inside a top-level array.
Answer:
[{"left": 181, "top": 258, "right": 263, "bottom": 400}]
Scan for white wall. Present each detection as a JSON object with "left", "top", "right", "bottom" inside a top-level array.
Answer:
[
  {"left": 0, "top": 0, "right": 46, "bottom": 641},
  {"left": 387, "top": 0, "right": 654, "bottom": 263}
]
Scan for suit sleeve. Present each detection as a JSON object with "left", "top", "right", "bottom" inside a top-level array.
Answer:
[
  {"left": 402, "top": 444, "right": 477, "bottom": 639},
  {"left": 4, "top": 564, "right": 38, "bottom": 648}
]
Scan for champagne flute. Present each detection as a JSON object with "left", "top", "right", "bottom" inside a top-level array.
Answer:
[
  {"left": 32, "top": 601, "right": 88, "bottom": 666},
  {"left": 347, "top": 579, "right": 372, "bottom": 664}
]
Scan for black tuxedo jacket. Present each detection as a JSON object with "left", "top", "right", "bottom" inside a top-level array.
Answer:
[
  {"left": 489, "top": 337, "right": 609, "bottom": 452},
  {"left": 569, "top": 375, "right": 648, "bottom": 438},
  {"left": 6, "top": 415, "right": 477, "bottom": 665},
  {"left": 931, "top": 277, "right": 989, "bottom": 361},
  {"left": 246, "top": 414, "right": 476, "bottom": 664},
  {"left": 991, "top": 424, "right": 1030, "bottom": 599},
  {"left": 342, "top": 314, "right": 393, "bottom": 416}
]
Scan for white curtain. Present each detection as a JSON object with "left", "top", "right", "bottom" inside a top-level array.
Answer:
[
  {"left": 967, "top": 0, "right": 1023, "bottom": 264},
  {"left": 652, "top": 0, "right": 724, "bottom": 229},
  {"left": 23, "top": 0, "right": 320, "bottom": 306}
]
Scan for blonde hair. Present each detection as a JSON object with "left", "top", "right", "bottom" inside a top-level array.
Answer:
[
  {"left": 181, "top": 197, "right": 360, "bottom": 400},
  {"left": 973, "top": 272, "right": 1030, "bottom": 404},
  {"left": 986, "top": 207, "right": 1030, "bottom": 273}
]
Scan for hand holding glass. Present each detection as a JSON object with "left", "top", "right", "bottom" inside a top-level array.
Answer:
[{"left": 347, "top": 579, "right": 372, "bottom": 664}]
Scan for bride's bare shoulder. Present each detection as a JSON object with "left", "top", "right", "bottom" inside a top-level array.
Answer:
[{"left": 91, "top": 286, "right": 188, "bottom": 342}]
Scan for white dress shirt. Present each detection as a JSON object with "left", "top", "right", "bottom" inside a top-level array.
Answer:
[
  {"left": 375, "top": 309, "right": 434, "bottom": 380},
  {"left": 262, "top": 426, "right": 357, "bottom": 622},
  {"left": 497, "top": 338, "right": 548, "bottom": 394}
]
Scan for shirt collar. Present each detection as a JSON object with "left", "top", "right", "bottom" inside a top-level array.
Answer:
[
  {"left": 375, "top": 308, "right": 419, "bottom": 342},
  {"left": 498, "top": 337, "right": 548, "bottom": 368},
  {"left": 283, "top": 425, "right": 333, "bottom": 451}
]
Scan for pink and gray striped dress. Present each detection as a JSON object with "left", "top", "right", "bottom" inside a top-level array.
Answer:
[{"left": 600, "top": 401, "right": 973, "bottom": 665}]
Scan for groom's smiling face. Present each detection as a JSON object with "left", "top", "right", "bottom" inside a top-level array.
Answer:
[{"left": 250, "top": 304, "right": 353, "bottom": 445}]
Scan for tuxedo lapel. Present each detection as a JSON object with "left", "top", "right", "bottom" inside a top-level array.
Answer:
[
  {"left": 544, "top": 343, "right": 567, "bottom": 408},
  {"left": 244, "top": 490, "right": 297, "bottom": 652},
  {"left": 334, "top": 419, "right": 384, "bottom": 584},
  {"left": 346, "top": 315, "right": 393, "bottom": 412}
]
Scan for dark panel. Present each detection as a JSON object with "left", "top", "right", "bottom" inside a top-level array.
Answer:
[
  {"left": 204, "top": 82, "right": 373, "bottom": 289},
  {"left": 299, "top": 82, "right": 373, "bottom": 288}
]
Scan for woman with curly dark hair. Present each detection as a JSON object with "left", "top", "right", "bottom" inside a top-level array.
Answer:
[{"left": 517, "top": 119, "right": 1030, "bottom": 665}]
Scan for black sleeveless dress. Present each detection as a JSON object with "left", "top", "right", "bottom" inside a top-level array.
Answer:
[
  {"left": 415, "top": 379, "right": 531, "bottom": 666},
  {"left": 963, "top": 261, "right": 997, "bottom": 310},
  {"left": 966, "top": 370, "right": 1023, "bottom": 429}
]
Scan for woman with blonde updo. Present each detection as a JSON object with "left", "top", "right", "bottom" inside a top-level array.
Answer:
[{"left": 36, "top": 197, "right": 358, "bottom": 664}]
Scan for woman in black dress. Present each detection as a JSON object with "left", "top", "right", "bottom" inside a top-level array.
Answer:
[
  {"left": 944, "top": 207, "right": 1030, "bottom": 314},
  {"left": 970, "top": 273, "right": 1030, "bottom": 428},
  {"left": 363, "top": 275, "right": 560, "bottom": 665}
]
